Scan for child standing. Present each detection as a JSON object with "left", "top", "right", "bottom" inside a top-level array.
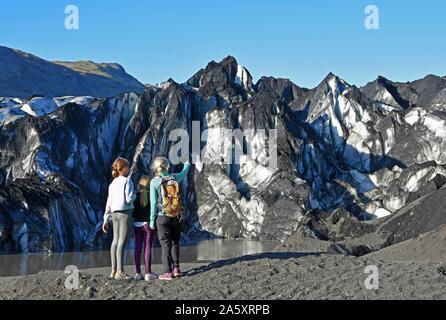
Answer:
[
  {"left": 132, "top": 176, "right": 158, "bottom": 281},
  {"left": 149, "top": 157, "right": 191, "bottom": 281},
  {"left": 102, "top": 157, "right": 136, "bottom": 280}
]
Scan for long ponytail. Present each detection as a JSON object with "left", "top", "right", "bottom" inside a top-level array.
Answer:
[{"left": 138, "top": 176, "right": 151, "bottom": 207}]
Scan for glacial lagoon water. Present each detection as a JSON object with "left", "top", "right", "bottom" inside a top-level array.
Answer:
[{"left": 0, "top": 240, "right": 279, "bottom": 277}]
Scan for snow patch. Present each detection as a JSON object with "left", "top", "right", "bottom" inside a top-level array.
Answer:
[
  {"left": 422, "top": 115, "right": 446, "bottom": 138},
  {"left": 404, "top": 108, "right": 425, "bottom": 126},
  {"left": 53, "top": 96, "right": 97, "bottom": 107},
  {"left": 238, "top": 156, "right": 275, "bottom": 189},
  {"left": 234, "top": 64, "right": 252, "bottom": 90},
  {"left": 0, "top": 97, "right": 22, "bottom": 108},
  {"left": 21, "top": 97, "right": 59, "bottom": 117},
  {"left": 327, "top": 76, "right": 346, "bottom": 95},
  {"left": 372, "top": 208, "right": 392, "bottom": 219},
  {"left": 0, "top": 107, "right": 27, "bottom": 125}
]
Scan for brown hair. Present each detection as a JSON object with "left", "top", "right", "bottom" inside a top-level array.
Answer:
[{"left": 111, "top": 157, "right": 130, "bottom": 178}]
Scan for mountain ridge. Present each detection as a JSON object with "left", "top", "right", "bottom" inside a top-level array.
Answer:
[{"left": 0, "top": 46, "right": 145, "bottom": 99}]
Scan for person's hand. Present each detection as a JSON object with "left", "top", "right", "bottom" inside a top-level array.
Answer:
[
  {"left": 149, "top": 222, "right": 156, "bottom": 231},
  {"left": 102, "top": 222, "right": 109, "bottom": 234}
]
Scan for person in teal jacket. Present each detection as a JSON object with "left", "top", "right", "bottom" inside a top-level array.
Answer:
[{"left": 149, "top": 157, "right": 191, "bottom": 281}]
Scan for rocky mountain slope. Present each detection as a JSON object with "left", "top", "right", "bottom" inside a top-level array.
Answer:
[
  {"left": 362, "top": 74, "right": 446, "bottom": 110},
  {"left": 1, "top": 55, "right": 446, "bottom": 255},
  {"left": 0, "top": 46, "right": 145, "bottom": 98}
]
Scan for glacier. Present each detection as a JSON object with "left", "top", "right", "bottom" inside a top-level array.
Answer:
[{"left": 1, "top": 57, "right": 446, "bottom": 253}]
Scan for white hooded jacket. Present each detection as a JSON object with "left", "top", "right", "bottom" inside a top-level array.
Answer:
[{"left": 103, "top": 176, "right": 136, "bottom": 223}]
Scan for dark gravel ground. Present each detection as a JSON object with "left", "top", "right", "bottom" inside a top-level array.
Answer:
[{"left": 1, "top": 252, "right": 446, "bottom": 300}]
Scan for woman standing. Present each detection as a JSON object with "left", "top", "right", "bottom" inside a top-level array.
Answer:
[
  {"left": 102, "top": 157, "right": 136, "bottom": 280},
  {"left": 149, "top": 157, "right": 190, "bottom": 281}
]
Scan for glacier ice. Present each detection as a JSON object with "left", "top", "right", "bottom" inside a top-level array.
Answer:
[{"left": 2, "top": 58, "right": 446, "bottom": 253}]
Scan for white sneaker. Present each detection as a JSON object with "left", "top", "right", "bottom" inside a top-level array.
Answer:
[
  {"left": 114, "top": 271, "right": 131, "bottom": 280},
  {"left": 109, "top": 270, "right": 117, "bottom": 279},
  {"left": 145, "top": 273, "right": 159, "bottom": 281},
  {"left": 134, "top": 273, "right": 144, "bottom": 281}
]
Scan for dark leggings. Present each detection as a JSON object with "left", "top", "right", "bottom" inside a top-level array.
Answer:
[
  {"left": 156, "top": 216, "right": 181, "bottom": 274},
  {"left": 133, "top": 224, "right": 155, "bottom": 274}
]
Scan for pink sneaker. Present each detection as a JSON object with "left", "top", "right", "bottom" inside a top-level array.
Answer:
[
  {"left": 159, "top": 272, "right": 173, "bottom": 281},
  {"left": 173, "top": 267, "right": 182, "bottom": 278}
]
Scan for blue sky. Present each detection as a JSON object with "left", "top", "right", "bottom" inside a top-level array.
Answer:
[{"left": 1, "top": 0, "right": 445, "bottom": 88}]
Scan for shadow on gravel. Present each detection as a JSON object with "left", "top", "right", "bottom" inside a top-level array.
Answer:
[{"left": 184, "top": 252, "right": 320, "bottom": 277}]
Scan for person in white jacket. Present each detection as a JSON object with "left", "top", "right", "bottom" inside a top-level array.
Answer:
[{"left": 102, "top": 157, "right": 136, "bottom": 280}]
